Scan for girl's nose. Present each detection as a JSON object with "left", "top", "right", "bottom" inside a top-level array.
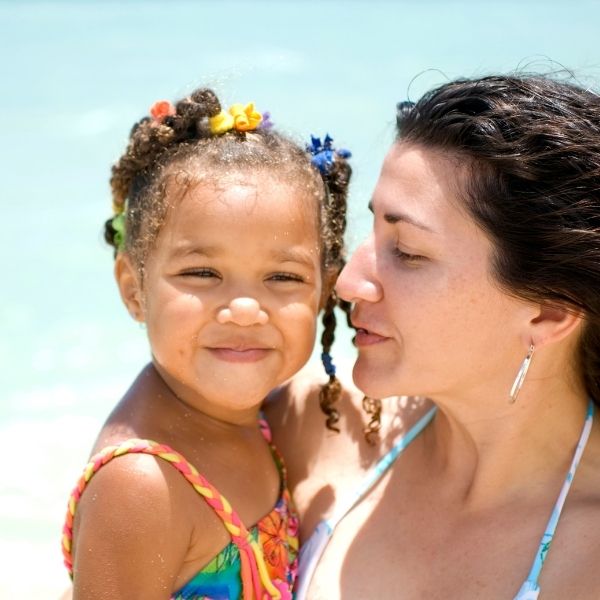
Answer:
[
  {"left": 336, "top": 235, "right": 382, "bottom": 303},
  {"left": 217, "top": 297, "right": 269, "bottom": 326}
]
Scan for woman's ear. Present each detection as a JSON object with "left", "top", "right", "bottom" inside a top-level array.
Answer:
[
  {"left": 114, "top": 254, "right": 145, "bottom": 322},
  {"left": 527, "top": 302, "right": 584, "bottom": 349}
]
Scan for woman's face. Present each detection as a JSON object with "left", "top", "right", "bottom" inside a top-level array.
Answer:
[{"left": 336, "top": 143, "right": 536, "bottom": 402}]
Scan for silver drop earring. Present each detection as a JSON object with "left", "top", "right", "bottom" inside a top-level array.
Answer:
[{"left": 509, "top": 344, "right": 535, "bottom": 403}]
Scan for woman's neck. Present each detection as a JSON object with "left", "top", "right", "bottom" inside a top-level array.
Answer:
[{"left": 420, "top": 377, "right": 590, "bottom": 510}]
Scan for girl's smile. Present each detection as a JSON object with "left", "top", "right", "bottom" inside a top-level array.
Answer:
[{"left": 207, "top": 347, "right": 271, "bottom": 363}]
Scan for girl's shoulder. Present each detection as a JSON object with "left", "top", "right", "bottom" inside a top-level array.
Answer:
[
  {"left": 68, "top": 435, "right": 232, "bottom": 596},
  {"left": 68, "top": 444, "right": 187, "bottom": 589}
]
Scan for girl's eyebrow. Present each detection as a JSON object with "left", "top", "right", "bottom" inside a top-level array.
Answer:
[
  {"left": 169, "top": 244, "right": 315, "bottom": 267},
  {"left": 271, "top": 247, "right": 316, "bottom": 268},
  {"left": 169, "top": 244, "right": 218, "bottom": 259},
  {"left": 368, "top": 199, "right": 436, "bottom": 233}
]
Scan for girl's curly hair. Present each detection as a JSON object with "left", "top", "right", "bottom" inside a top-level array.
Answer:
[{"left": 106, "top": 86, "right": 353, "bottom": 431}]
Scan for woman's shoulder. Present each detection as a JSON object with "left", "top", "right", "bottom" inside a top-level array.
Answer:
[
  {"left": 263, "top": 365, "right": 434, "bottom": 536},
  {"left": 263, "top": 364, "right": 363, "bottom": 455},
  {"left": 264, "top": 364, "right": 433, "bottom": 459}
]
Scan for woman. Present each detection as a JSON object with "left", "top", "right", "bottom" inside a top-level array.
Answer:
[{"left": 266, "top": 75, "right": 600, "bottom": 599}]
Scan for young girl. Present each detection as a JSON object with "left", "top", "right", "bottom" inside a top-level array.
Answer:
[{"left": 60, "top": 88, "right": 351, "bottom": 600}]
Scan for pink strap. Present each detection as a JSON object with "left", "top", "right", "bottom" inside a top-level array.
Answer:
[{"left": 62, "top": 438, "right": 283, "bottom": 599}]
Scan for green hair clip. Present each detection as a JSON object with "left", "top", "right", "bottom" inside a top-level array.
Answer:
[{"left": 111, "top": 212, "right": 126, "bottom": 252}]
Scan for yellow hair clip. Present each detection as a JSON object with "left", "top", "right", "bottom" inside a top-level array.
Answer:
[{"left": 209, "top": 102, "right": 262, "bottom": 134}]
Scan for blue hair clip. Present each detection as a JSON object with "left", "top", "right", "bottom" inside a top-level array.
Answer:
[
  {"left": 321, "top": 352, "right": 336, "bottom": 377},
  {"left": 307, "top": 134, "right": 351, "bottom": 175}
]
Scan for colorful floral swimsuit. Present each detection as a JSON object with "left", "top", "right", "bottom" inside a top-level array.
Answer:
[{"left": 62, "top": 418, "right": 299, "bottom": 600}]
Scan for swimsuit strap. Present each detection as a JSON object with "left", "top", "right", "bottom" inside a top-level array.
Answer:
[
  {"left": 294, "top": 406, "right": 437, "bottom": 600},
  {"left": 62, "top": 437, "right": 283, "bottom": 600},
  {"left": 514, "top": 400, "right": 595, "bottom": 600},
  {"left": 327, "top": 405, "right": 438, "bottom": 530},
  {"left": 259, "top": 414, "right": 290, "bottom": 490}
]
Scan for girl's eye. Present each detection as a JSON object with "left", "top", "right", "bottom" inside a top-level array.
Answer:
[
  {"left": 180, "top": 268, "right": 221, "bottom": 278},
  {"left": 268, "top": 272, "right": 305, "bottom": 283},
  {"left": 393, "top": 247, "right": 426, "bottom": 264}
]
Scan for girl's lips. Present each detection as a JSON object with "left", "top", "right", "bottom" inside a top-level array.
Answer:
[
  {"left": 208, "top": 348, "right": 270, "bottom": 363},
  {"left": 354, "top": 328, "right": 389, "bottom": 347}
]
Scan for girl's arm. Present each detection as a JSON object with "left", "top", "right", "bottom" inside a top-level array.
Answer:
[{"left": 70, "top": 452, "right": 204, "bottom": 600}]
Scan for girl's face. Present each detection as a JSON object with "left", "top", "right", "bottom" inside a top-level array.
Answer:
[
  {"left": 128, "top": 172, "right": 323, "bottom": 418},
  {"left": 336, "top": 143, "right": 536, "bottom": 403}
]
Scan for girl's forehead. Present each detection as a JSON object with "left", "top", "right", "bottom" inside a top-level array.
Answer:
[
  {"left": 168, "top": 167, "right": 315, "bottom": 203},
  {"left": 159, "top": 174, "right": 321, "bottom": 247},
  {"left": 178, "top": 177, "right": 317, "bottom": 219}
]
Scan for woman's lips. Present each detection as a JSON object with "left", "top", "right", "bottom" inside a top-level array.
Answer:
[
  {"left": 208, "top": 347, "right": 271, "bottom": 363},
  {"left": 354, "top": 328, "right": 389, "bottom": 347}
]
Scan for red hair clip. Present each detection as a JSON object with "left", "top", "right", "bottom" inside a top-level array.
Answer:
[{"left": 149, "top": 100, "right": 176, "bottom": 123}]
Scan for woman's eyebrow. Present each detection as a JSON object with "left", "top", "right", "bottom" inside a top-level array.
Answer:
[{"left": 368, "top": 199, "right": 436, "bottom": 233}]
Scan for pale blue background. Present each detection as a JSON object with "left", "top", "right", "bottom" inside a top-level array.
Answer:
[{"left": 1, "top": 1, "right": 599, "bottom": 595}]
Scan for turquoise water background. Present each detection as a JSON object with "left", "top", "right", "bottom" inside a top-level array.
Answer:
[{"left": 2, "top": 1, "right": 600, "bottom": 596}]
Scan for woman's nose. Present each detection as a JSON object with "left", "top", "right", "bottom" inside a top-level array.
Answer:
[
  {"left": 336, "top": 236, "right": 382, "bottom": 303},
  {"left": 217, "top": 297, "right": 269, "bottom": 326}
]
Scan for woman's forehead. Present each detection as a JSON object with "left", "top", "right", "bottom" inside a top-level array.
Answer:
[
  {"left": 374, "top": 144, "right": 489, "bottom": 248},
  {"left": 375, "top": 146, "right": 456, "bottom": 216}
]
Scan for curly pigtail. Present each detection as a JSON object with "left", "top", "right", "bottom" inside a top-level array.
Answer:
[{"left": 308, "top": 136, "right": 353, "bottom": 433}]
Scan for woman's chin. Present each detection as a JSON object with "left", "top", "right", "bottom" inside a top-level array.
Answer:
[{"left": 352, "top": 360, "right": 400, "bottom": 400}]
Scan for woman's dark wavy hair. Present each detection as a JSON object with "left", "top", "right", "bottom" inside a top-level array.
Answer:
[
  {"left": 396, "top": 74, "right": 600, "bottom": 405},
  {"left": 106, "top": 87, "right": 352, "bottom": 430}
]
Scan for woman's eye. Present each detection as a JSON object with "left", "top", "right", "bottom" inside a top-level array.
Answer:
[
  {"left": 180, "top": 268, "right": 220, "bottom": 278},
  {"left": 393, "top": 247, "right": 426, "bottom": 264},
  {"left": 268, "top": 272, "right": 304, "bottom": 283}
]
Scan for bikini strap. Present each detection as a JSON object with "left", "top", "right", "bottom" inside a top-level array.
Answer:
[
  {"left": 258, "top": 415, "right": 272, "bottom": 442},
  {"left": 514, "top": 400, "right": 595, "bottom": 600},
  {"left": 327, "top": 405, "right": 437, "bottom": 529},
  {"left": 258, "top": 414, "right": 290, "bottom": 490},
  {"left": 294, "top": 406, "right": 437, "bottom": 600},
  {"left": 62, "top": 438, "right": 283, "bottom": 600}
]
